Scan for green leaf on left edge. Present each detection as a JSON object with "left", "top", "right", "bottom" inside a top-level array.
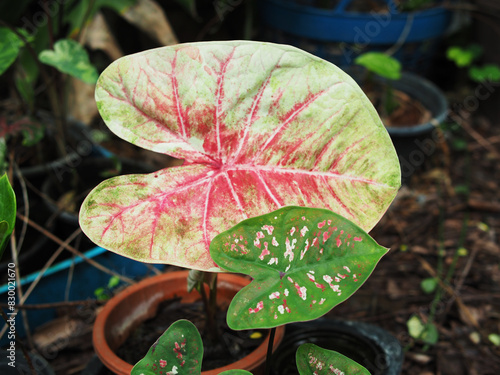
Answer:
[
  {"left": 131, "top": 320, "right": 203, "bottom": 375},
  {"left": 210, "top": 206, "right": 388, "bottom": 330},
  {"left": 0, "top": 27, "right": 24, "bottom": 76},
  {"left": 39, "top": 39, "right": 98, "bottom": 84},
  {"left": 0, "top": 174, "right": 16, "bottom": 258},
  {"left": 296, "top": 343, "right": 370, "bottom": 375}
]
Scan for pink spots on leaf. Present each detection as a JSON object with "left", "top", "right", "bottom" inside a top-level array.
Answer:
[
  {"left": 269, "top": 291, "right": 280, "bottom": 300},
  {"left": 272, "top": 236, "right": 279, "bottom": 247},
  {"left": 336, "top": 234, "right": 342, "bottom": 247},
  {"left": 262, "top": 224, "right": 274, "bottom": 235},
  {"left": 249, "top": 300, "right": 264, "bottom": 314},
  {"left": 290, "top": 226, "right": 296, "bottom": 236},
  {"left": 259, "top": 242, "right": 270, "bottom": 260},
  {"left": 277, "top": 299, "right": 291, "bottom": 314},
  {"left": 323, "top": 275, "right": 342, "bottom": 295},
  {"left": 300, "top": 225, "right": 309, "bottom": 237},
  {"left": 300, "top": 238, "right": 311, "bottom": 260},
  {"left": 317, "top": 220, "right": 326, "bottom": 228},
  {"left": 284, "top": 237, "right": 296, "bottom": 261},
  {"left": 173, "top": 339, "right": 186, "bottom": 359},
  {"left": 159, "top": 359, "right": 167, "bottom": 368},
  {"left": 343, "top": 265, "right": 351, "bottom": 273},
  {"left": 288, "top": 276, "right": 307, "bottom": 300},
  {"left": 354, "top": 236, "right": 363, "bottom": 242},
  {"left": 268, "top": 257, "right": 278, "bottom": 265}
]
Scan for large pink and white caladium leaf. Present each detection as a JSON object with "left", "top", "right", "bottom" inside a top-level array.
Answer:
[
  {"left": 80, "top": 41, "right": 400, "bottom": 271},
  {"left": 210, "top": 206, "right": 387, "bottom": 329}
]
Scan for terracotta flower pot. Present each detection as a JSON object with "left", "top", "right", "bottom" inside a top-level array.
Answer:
[{"left": 93, "top": 270, "right": 285, "bottom": 374}]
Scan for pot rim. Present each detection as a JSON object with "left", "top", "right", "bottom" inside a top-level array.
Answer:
[{"left": 93, "top": 270, "right": 285, "bottom": 374}]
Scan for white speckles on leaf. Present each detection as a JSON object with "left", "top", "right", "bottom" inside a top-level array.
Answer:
[
  {"left": 262, "top": 225, "right": 274, "bottom": 235},
  {"left": 268, "top": 257, "right": 278, "bottom": 265},
  {"left": 269, "top": 291, "right": 280, "bottom": 299},
  {"left": 284, "top": 237, "right": 297, "bottom": 261}
]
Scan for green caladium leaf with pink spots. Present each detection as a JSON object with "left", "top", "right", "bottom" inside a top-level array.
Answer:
[
  {"left": 131, "top": 320, "right": 202, "bottom": 375},
  {"left": 79, "top": 41, "right": 400, "bottom": 271},
  {"left": 296, "top": 343, "right": 370, "bottom": 375},
  {"left": 210, "top": 206, "right": 388, "bottom": 329}
]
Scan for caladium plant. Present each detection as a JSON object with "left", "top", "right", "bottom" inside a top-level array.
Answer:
[
  {"left": 79, "top": 41, "right": 400, "bottom": 272},
  {"left": 209, "top": 206, "right": 387, "bottom": 330},
  {"left": 132, "top": 319, "right": 370, "bottom": 375}
]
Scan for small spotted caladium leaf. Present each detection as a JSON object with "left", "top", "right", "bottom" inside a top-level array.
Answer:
[
  {"left": 80, "top": 41, "right": 400, "bottom": 271},
  {"left": 296, "top": 343, "right": 370, "bottom": 375},
  {"left": 131, "top": 319, "right": 203, "bottom": 375},
  {"left": 210, "top": 206, "right": 388, "bottom": 330}
]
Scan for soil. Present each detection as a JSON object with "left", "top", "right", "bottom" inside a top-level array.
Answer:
[
  {"left": 366, "top": 87, "right": 432, "bottom": 128},
  {"left": 116, "top": 298, "right": 267, "bottom": 371}
]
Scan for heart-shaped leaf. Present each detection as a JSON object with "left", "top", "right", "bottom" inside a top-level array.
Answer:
[
  {"left": 131, "top": 319, "right": 203, "bottom": 375},
  {"left": 296, "top": 343, "right": 370, "bottom": 375},
  {"left": 80, "top": 41, "right": 400, "bottom": 271},
  {"left": 39, "top": 39, "right": 98, "bottom": 84},
  {"left": 210, "top": 206, "right": 387, "bottom": 329}
]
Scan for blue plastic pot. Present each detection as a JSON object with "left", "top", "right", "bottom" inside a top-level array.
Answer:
[
  {"left": 0, "top": 246, "right": 164, "bottom": 348},
  {"left": 258, "top": 0, "right": 452, "bottom": 72}
]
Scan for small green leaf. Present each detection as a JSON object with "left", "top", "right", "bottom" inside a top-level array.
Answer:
[
  {"left": 0, "top": 27, "right": 24, "bottom": 76},
  {"left": 211, "top": 206, "right": 388, "bottom": 330},
  {"left": 131, "top": 320, "right": 203, "bottom": 375},
  {"left": 446, "top": 45, "right": 482, "bottom": 68},
  {"left": 107, "top": 275, "right": 120, "bottom": 288},
  {"left": 355, "top": 52, "right": 402, "bottom": 80},
  {"left": 39, "top": 39, "right": 98, "bottom": 84},
  {"left": 477, "top": 222, "right": 489, "bottom": 232},
  {"left": 219, "top": 371, "right": 253, "bottom": 375},
  {"left": 0, "top": 174, "right": 16, "bottom": 258},
  {"left": 407, "top": 315, "right": 439, "bottom": 345},
  {"left": 420, "top": 277, "right": 437, "bottom": 294},
  {"left": 296, "top": 343, "right": 370, "bottom": 375},
  {"left": 457, "top": 247, "right": 468, "bottom": 257},
  {"left": 469, "top": 64, "right": 500, "bottom": 83},
  {"left": 488, "top": 333, "right": 500, "bottom": 346}
]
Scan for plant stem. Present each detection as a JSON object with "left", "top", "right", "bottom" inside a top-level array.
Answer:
[{"left": 264, "top": 327, "right": 276, "bottom": 375}]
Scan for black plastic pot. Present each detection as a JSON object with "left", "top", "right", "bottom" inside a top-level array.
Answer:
[
  {"left": 385, "top": 72, "right": 448, "bottom": 183},
  {"left": 270, "top": 319, "right": 403, "bottom": 375}
]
